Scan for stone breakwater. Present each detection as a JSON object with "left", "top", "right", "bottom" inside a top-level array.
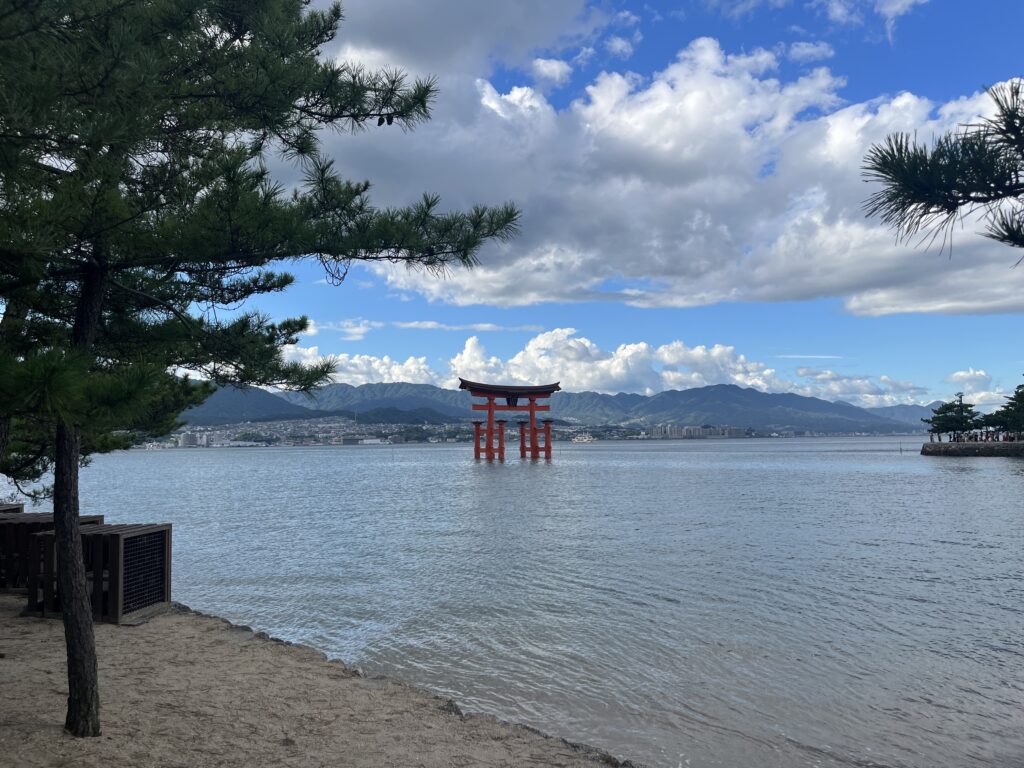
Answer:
[{"left": 921, "top": 442, "right": 1024, "bottom": 457}]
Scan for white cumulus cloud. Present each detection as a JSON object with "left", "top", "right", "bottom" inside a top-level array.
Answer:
[
  {"left": 944, "top": 367, "right": 1010, "bottom": 409},
  {"left": 793, "top": 367, "right": 928, "bottom": 407},
  {"left": 604, "top": 35, "right": 634, "bottom": 59},
  {"left": 455, "top": 328, "right": 792, "bottom": 395},
  {"left": 788, "top": 41, "right": 835, "bottom": 62},
  {"left": 532, "top": 57, "right": 573, "bottom": 87},
  {"left": 947, "top": 367, "right": 992, "bottom": 391},
  {"left": 300, "top": 9, "right": 1016, "bottom": 320},
  {"left": 333, "top": 353, "right": 438, "bottom": 385},
  {"left": 810, "top": 0, "right": 928, "bottom": 37},
  {"left": 282, "top": 329, "right": 935, "bottom": 407},
  {"left": 316, "top": 319, "right": 385, "bottom": 342},
  {"left": 343, "top": 37, "right": 1016, "bottom": 317},
  {"left": 814, "top": 0, "right": 863, "bottom": 25}
]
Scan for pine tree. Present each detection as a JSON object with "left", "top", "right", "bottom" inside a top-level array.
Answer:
[
  {"left": 0, "top": 0, "right": 519, "bottom": 736},
  {"left": 922, "top": 392, "right": 980, "bottom": 440}
]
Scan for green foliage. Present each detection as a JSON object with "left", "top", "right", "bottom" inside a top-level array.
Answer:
[
  {"left": 864, "top": 81, "right": 1024, "bottom": 258},
  {"left": 987, "top": 381, "right": 1024, "bottom": 433},
  {"left": 0, "top": 349, "right": 211, "bottom": 492},
  {"left": 922, "top": 392, "right": 981, "bottom": 437},
  {"left": 0, "top": 0, "right": 520, "bottom": 489}
]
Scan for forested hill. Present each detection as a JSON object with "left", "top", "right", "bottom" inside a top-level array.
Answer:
[
  {"left": 181, "top": 387, "right": 455, "bottom": 426},
  {"left": 182, "top": 387, "right": 338, "bottom": 426},
  {"left": 275, "top": 382, "right": 473, "bottom": 418},
  {"left": 865, "top": 401, "right": 943, "bottom": 426},
  {"left": 270, "top": 382, "right": 916, "bottom": 433}
]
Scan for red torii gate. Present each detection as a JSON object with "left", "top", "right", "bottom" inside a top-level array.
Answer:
[{"left": 459, "top": 378, "right": 561, "bottom": 461}]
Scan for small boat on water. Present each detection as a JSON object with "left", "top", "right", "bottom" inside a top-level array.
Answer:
[{"left": 572, "top": 433, "right": 597, "bottom": 443}]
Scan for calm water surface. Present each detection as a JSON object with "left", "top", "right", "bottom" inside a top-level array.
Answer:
[{"left": 61, "top": 438, "right": 1024, "bottom": 766}]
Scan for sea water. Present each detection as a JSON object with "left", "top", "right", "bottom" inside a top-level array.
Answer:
[{"left": 38, "top": 438, "right": 1024, "bottom": 766}]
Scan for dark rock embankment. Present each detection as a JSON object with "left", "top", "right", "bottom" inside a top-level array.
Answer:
[{"left": 921, "top": 442, "right": 1024, "bottom": 457}]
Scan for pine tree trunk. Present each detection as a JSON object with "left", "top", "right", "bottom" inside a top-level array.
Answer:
[
  {"left": 53, "top": 257, "right": 107, "bottom": 737},
  {"left": 52, "top": 422, "right": 100, "bottom": 736}
]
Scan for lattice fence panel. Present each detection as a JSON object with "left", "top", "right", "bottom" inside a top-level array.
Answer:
[{"left": 123, "top": 530, "right": 169, "bottom": 614}]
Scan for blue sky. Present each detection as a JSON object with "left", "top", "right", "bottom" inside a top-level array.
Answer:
[{"left": 257, "top": 0, "right": 1024, "bottom": 408}]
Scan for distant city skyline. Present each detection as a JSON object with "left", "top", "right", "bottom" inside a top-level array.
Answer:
[{"left": 251, "top": 0, "right": 1023, "bottom": 408}]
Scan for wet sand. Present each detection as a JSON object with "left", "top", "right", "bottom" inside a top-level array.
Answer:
[{"left": 0, "top": 595, "right": 637, "bottom": 767}]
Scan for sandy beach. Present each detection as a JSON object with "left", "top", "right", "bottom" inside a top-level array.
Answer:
[{"left": 0, "top": 594, "right": 636, "bottom": 768}]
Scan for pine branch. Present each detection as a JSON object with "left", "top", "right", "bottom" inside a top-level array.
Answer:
[{"left": 864, "top": 83, "right": 1024, "bottom": 257}]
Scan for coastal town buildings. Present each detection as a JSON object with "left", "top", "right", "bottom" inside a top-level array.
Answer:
[{"left": 649, "top": 424, "right": 749, "bottom": 439}]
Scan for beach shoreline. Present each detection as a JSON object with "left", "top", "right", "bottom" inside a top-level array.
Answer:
[{"left": 0, "top": 593, "right": 640, "bottom": 768}]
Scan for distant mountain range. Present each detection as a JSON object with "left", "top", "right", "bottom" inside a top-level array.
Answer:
[
  {"left": 583, "top": 385, "right": 913, "bottom": 433},
  {"left": 276, "top": 382, "right": 473, "bottom": 418},
  {"left": 182, "top": 382, "right": 935, "bottom": 433},
  {"left": 182, "top": 387, "right": 457, "bottom": 427},
  {"left": 180, "top": 382, "right": 925, "bottom": 434},
  {"left": 183, "top": 387, "right": 337, "bottom": 426},
  {"left": 864, "top": 401, "right": 942, "bottom": 426}
]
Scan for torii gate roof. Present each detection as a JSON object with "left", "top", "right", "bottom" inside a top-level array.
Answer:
[{"left": 458, "top": 378, "right": 561, "bottom": 398}]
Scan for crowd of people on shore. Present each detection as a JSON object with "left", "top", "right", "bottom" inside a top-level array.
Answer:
[{"left": 929, "top": 431, "right": 1020, "bottom": 443}]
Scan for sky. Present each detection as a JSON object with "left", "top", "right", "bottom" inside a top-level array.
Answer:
[{"left": 255, "top": 0, "right": 1024, "bottom": 409}]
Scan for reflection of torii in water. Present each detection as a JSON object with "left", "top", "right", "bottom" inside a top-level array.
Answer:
[{"left": 458, "top": 378, "right": 561, "bottom": 461}]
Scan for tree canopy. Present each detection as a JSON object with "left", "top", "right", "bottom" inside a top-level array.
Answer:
[
  {"left": 0, "top": 0, "right": 519, "bottom": 736},
  {"left": 985, "top": 380, "right": 1024, "bottom": 434},
  {"left": 863, "top": 81, "right": 1024, "bottom": 259},
  {"left": 921, "top": 392, "right": 980, "bottom": 438}
]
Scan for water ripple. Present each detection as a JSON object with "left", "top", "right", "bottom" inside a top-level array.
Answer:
[{"left": 73, "top": 437, "right": 1024, "bottom": 768}]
